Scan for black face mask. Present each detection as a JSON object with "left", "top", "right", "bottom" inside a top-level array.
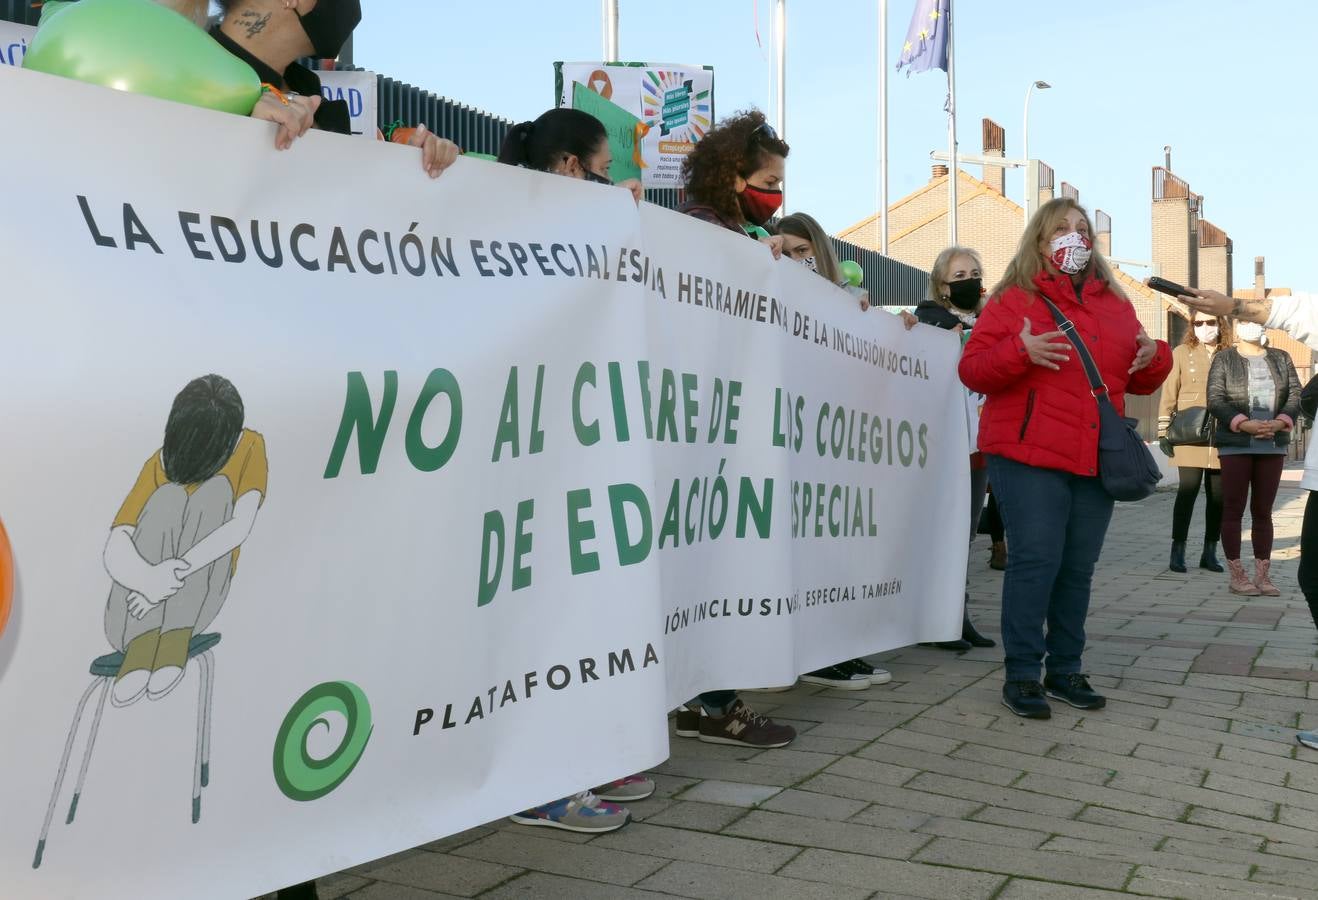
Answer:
[
  {"left": 583, "top": 169, "right": 613, "bottom": 186},
  {"left": 297, "top": 0, "right": 362, "bottom": 60},
  {"left": 946, "top": 277, "right": 982, "bottom": 311}
]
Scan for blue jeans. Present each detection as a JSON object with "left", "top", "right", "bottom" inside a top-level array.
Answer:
[{"left": 986, "top": 455, "right": 1114, "bottom": 682}]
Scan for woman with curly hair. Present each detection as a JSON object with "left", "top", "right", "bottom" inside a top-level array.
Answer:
[
  {"left": 671, "top": 110, "right": 796, "bottom": 749},
  {"left": 680, "top": 109, "right": 788, "bottom": 257}
]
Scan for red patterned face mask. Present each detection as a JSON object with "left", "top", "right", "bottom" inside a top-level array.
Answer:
[
  {"left": 738, "top": 185, "right": 783, "bottom": 226},
  {"left": 1049, "top": 232, "right": 1092, "bottom": 275}
]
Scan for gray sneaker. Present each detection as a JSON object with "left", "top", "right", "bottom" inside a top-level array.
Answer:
[
  {"left": 591, "top": 775, "right": 655, "bottom": 802},
  {"left": 508, "top": 791, "right": 630, "bottom": 833}
]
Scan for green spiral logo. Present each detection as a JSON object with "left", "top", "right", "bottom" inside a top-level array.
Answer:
[{"left": 273, "top": 681, "right": 373, "bottom": 802}]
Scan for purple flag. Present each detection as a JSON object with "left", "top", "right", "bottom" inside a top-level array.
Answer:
[{"left": 895, "top": 0, "right": 950, "bottom": 76}]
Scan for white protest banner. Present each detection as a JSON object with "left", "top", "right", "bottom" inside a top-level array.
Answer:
[
  {"left": 317, "top": 68, "right": 378, "bottom": 140},
  {"left": 0, "top": 21, "right": 34, "bottom": 68},
  {"left": 555, "top": 61, "right": 714, "bottom": 188},
  {"left": 0, "top": 65, "right": 965, "bottom": 900}
]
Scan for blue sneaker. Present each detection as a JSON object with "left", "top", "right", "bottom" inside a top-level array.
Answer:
[
  {"left": 1298, "top": 731, "right": 1318, "bottom": 751},
  {"left": 508, "top": 791, "right": 630, "bottom": 833}
]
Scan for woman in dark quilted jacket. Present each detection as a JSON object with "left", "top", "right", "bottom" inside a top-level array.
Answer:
[
  {"left": 1205, "top": 326, "right": 1300, "bottom": 596},
  {"left": 913, "top": 246, "right": 997, "bottom": 653},
  {"left": 959, "top": 199, "right": 1171, "bottom": 720}
]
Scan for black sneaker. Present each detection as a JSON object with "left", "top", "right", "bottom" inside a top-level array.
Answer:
[
  {"left": 920, "top": 639, "right": 972, "bottom": 653},
  {"left": 1043, "top": 673, "right": 1106, "bottom": 710},
  {"left": 800, "top": 664, "right": 870, "bottom": 691},
  {"left": 840, "top": 658, "right": 892, "bottom": 685},
  {"left": 1002, "top": 680, "right": 1051, "bottom": 719}
]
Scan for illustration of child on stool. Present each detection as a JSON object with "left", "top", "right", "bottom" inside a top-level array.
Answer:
[{"left": 102, "top": 375, "right": 266, "bottom": 707}]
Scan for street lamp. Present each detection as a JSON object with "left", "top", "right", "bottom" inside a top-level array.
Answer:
[{"left": 1023, "top": 80, "right": 1051, "bottom": 222}]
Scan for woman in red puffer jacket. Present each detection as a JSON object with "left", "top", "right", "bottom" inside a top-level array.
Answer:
[{"left": 959, "top": 198, "right": 1171, "bottom": 720}]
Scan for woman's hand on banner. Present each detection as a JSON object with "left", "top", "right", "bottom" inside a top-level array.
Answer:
[
  {"left": 759, "top": 235, "right": 784, "bottom": 259},
  {"left": 899, "top": 310, "right": 917, "bottom": 329},
  {"left": 252, "top": 92, "right": 321, "bottom": 151},
  {"left": 407, "top": 124, "right": 460, "bottom": 179},
  {"left": 618, "top": 178, "right": 644, "bottom": 204}
]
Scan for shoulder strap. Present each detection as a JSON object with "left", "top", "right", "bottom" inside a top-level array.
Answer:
[{"left": 1038, "top": 295, "right": 1107, "bottom": 397}]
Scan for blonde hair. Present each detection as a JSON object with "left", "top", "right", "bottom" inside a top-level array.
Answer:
[
  {"left": 927, "top": 245, "right": 985, "bottom": 307},
  {"left": 776, "top": 213, "right": 841, "bottom": 285},
  {"left": 992, "top": 197, "right": 1127, "bottom": 301}
]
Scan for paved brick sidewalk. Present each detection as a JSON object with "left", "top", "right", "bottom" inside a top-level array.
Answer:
[{"left": 294, "top": 480, "right": 1318, "bottom": 900}]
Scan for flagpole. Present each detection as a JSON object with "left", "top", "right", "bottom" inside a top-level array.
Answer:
[
  {"left": 602, "top": 0, "right": 619, "bottom": 61},
  {"left": 774, "top": 0, "right": 787, "bottom": 209},
  {"left": 946, "top": 0, "right": 958, "bottom": 245},
  {"left": 878, "top": 0, "right": 888, "bottom": 255}
]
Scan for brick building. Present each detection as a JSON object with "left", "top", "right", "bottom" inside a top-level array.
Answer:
[
  {"left": 837, "top": 121, "right": 1027, "bottom": 293},
  {"left": 838, "top": 120, "right": 1191, "bottom": 440},
  {"left": 838, "top": 119, "right": 1173, "bottom": 339},
  {"left": 836, "top": 126, "right": 1306, "bottom": 439},
  {"left": 1234, "top": 257, "right": 1311, "bottom": 383}
]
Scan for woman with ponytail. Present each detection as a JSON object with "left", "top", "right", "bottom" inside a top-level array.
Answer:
[{"left": 497, "top": 108, "right": 642, "bottom": 202}]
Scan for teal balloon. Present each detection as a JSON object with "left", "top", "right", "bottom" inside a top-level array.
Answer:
[
  {"left": 24, "top": 0, "right": 261, "bottom": 116},
  {"left": 839, "top": 259, "right": 864, "bottom": 287}
]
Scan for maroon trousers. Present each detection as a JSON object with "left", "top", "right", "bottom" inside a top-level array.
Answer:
[{"left": 1218, "top": 454, "right": 1285, "bottom": 560}]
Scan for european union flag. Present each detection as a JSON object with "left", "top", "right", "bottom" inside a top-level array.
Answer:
[{"left": 895, "top": 0, "right": 950, "bottom": 76}]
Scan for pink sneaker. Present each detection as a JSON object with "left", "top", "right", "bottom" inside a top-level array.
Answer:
[
  {"left": 1227, "top": 559, "right": 1260, "bottom": 596},
  {"left": 1254, "top": 559, "right": 1281, "bottom": 597}
]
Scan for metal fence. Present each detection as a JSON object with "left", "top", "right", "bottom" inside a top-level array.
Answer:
[
  {"left": 1, "top": 0, "right": 36, "bottom": 24},
  {"left": 365, "top": 68, "right": 515, "bottom": 156},
  {"left": 833, "top": 241, "right": 929, "bottom": 307},
  {"left": 359, "top": 69, "right": 930, "bottom": 302}
]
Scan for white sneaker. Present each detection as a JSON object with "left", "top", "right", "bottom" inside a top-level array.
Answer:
[
  {"left": 841, "top": 658, "right": 891, "bottom": 685},
  {"left": 111, "top": 670, "right": 150, "bottom": 707},
  {"left": 146, "top": 665, "right": 185, "bottom": 701},
  {"left": 867, "top": 667, "right": 893, "bottom": 686},
  {"left": 800, "top": 665, "right": 870, "bottom": 691}
]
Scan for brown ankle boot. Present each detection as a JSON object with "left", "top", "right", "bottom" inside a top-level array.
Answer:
[
  {"left": 989, "top": 541, "right": 1007, "bottom": 571},
  {"left": 1254, "top": 559, "right": 1281, "bottom": 597},
  {"left": 1227, "top": 559, "right": 1261, "bottom": 596}
]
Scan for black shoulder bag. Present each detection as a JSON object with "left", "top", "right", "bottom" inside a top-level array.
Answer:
[
  {"left": 1167, "top": 407, "right": 1211, "bottom": 446},
  {"left": 1039, "top": 297, "right": 1161, "bottom": 502}
]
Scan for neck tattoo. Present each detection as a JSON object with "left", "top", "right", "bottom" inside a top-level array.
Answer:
[{"left": 239, "top": 10, "right": 272, "bottom": 38}]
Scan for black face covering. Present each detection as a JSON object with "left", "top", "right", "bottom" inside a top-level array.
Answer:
[
  {"left": 297, "top": 0, "right": 362, "bottom": 60},
  {"left": 946, "top": 277, "right": 982, "bottom": 311}
]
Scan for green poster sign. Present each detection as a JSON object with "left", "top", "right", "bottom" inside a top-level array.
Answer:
[{"left": 571, "top": 81, "right": 643, "bottom": 185}]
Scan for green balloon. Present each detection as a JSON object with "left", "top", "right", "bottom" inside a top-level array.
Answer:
[
  {"left": 839, "top": 259, "right": 864, "bottom": 287},
  {"left": 24, "top": 0, "right": 261, "bottom": 116}
]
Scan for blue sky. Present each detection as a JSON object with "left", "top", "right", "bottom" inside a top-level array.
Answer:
[{"left": 356, "top": 1, "right": 1312, "bottom": 290}]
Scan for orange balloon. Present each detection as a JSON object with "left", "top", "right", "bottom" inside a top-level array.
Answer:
[{"left": 0, "top": 516, "right": 11, "bottom": 639}]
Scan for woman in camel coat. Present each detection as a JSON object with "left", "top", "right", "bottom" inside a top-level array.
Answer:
[{"left": 1157, "top": 314, "right": 1229, "bottom": 574}]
